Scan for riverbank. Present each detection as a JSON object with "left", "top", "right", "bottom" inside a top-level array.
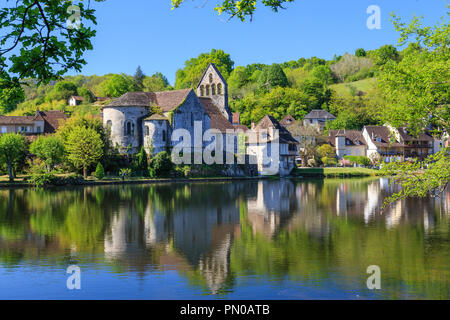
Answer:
[
  {"left": 293, "top": 167, "right": 382, "bottom": 178},
  {"left": 0, "top": 174, "right": 267, "bottom": 188}
]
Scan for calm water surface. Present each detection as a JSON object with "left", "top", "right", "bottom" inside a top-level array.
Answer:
[{"left": 0, "top": 178, "right": 448, "bottom": 299}]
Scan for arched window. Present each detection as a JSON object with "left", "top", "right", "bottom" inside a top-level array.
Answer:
[
  {"left": 200, "top": 85, "right": 204, "bottom": 96},
  {"left": 209, "top": 73, "right": 213, "bottom": 83},
  {"left": 145, "top": 125, "right": 149, "bottom": 136},
  {"left": 106, "top": 120, "right": 112, "bottom": 130},
  {"left": 162, "top": 129, "right": 166, "bottom": 142},
  {"left": 125, "top": 121, "right": 134, "bottom": 136},
  {"left": 211, "top": 84, "right": 216, "bottom": 95},
  {"left": 217, "top": 83, "right": 222, "bottom": 95},
  {"left": 206, "top": 85, "right": 210, "bottom": 96}
]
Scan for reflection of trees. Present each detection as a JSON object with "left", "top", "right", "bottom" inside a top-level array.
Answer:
[{"left": 0, "top": 180, "right": 448, "bottom": 299}]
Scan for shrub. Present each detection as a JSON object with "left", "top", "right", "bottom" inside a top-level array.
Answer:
[
  {"left": 94, "top": 162, "right": 105, "bottom": 180},
  {"left": 149, "top": 151, "right": 173, "bottom": 177},
  {"left": 119, "top": 168, "right": 132, "bottom": 180}
]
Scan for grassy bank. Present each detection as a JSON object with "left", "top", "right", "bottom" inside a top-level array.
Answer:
[{"left": 293, "top": 167, "right": 382, "bottom": 178}]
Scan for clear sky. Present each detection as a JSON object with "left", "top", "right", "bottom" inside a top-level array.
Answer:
[{"left": 76, "top": 0, "right": 448, "bottom": 85}]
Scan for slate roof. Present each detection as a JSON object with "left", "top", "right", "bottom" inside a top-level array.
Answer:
[
  {"left": 199, "top": 97, "right": 234, "bottom": 133},
  {"left": 105, "top": 89, "right": 192, "bottom": 112},
  {"left": 254, "top": 115, "right": 298, "bottom": 144},
  {"left": 70, "top": 96, "right": 84, "bottom": 101},
  {"left": 328, "top": 129, "right": 367, "bottom": 147},
  {"left": 397, "top": 127, "right": 433, "bottom": 142},
  {"left": 364, "top": 126, "right": 403, "bottom": 147},
  {"left": 303, "top": 109, "right": 336, "bottom": 120},
  {"left": 0, "top": 110, "right": 66, "bottom": 133}
]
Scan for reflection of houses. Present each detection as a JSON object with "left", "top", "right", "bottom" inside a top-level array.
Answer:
[{"left": 246, "top": 180, "right": 297, "bottom": 236}]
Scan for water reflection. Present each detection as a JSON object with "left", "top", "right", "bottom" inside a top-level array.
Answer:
[{"left": 0, "top": 178, "right": 448, "bottom": 299}]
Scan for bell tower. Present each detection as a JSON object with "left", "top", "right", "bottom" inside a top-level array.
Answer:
[{"left": 197, "top": 63, "right": 231, "bottom": 122}]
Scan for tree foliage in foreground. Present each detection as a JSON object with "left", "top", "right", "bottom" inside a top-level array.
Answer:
[
  {"left": 171, "top": 0, "right": 294, "bottom": 21},
  {"left": 0, "top": 133, "right": 27, "bottom": 181},
  {"left": 30, "top": 136, "right": 65, "bottom": 172}
]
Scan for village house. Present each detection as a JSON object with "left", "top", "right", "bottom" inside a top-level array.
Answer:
[
  {"left": 0, "top": 110, "right": 67, "bottom": 139},
  {"left": 303, "top": 109, "right": 336, "bottom": 130},
  {"left": 328, "top": 129, "right": 367, "bottom": 159},
  {"left": 362, "top": 125, "right": 434, "bottom": 162},
  {"left": 68, "top": 95, "right": 84, "bottom": 106},
  {"left": 247, "top": 115, "right": 299, "bottom": 176}
]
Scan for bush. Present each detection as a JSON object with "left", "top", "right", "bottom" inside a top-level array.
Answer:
[
  {"left": 343, "top": 155, "right": 371, "bottom": 167},
  {"left": 321, "top": 157, "right": 337, "bottom": 166},
  {"left": 119, "top": 168, "right": 132, "bottom": 180},
  {"left": 94, "top": 162, "right": 105, "bottom": 180},
  {"left": 149, "top": 151, "right": 173, "bottom": 177}
]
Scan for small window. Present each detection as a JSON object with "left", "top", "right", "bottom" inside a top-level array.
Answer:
[
  {"left": 37, "top": 127, "right": 41, "bottom": 133},
  {"left": 217, "top": 83, "right": 222, "bottom": 95},
  {"left": 211, "top": 84, "right": 216, "bottom": 95},
  {"left": 106, "top": 120, "right": 112, "bottom": 129},
  {"left": 125, "top": 121, "right": 134, "bottom": 136},
  {"left": 145, "top": 125, "right": 149, "bottom": 136},
  {"left": 162, "top": 129, "right": 166, "bottom": 142},
  {"left": 200, "top": 85, "right": 204, "bottom": 96},
  {"left": 1, "top": 126, "right": 6, "bottom": 133},
  {"left": 209, "top": 73, "right": 213, "bottom": 83},
  {"left": 206, "top": 85, "right": 210, "bottom": 96}
]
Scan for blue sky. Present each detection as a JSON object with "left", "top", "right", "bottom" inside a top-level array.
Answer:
[{"left": 77, "top": 0, "right": 448, "bottom": 85}]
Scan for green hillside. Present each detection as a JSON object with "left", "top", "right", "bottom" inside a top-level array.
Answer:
[{"left": 328, "top": 78, "right": 377, "bottom": 97}]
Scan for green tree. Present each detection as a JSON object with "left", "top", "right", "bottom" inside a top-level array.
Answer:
[
  {"left": 317, "top": 144, "right": 335, "bottom": 159},
  {"left": 46, "top": 81, "right": 78, "bottom": 102},
  {"left": 30, "top": 136, "right": 65, "bottom": 172},
  {"left": 135, "top": 146, "right": 149, "bottom": 176},
  {"left": 378, "top": 10, "right": 450, "bottom": 204},
  {"left": 372, "top": 44, "right": 400, "bottom": 67},
  {"left": 143, "top": 72, "right": 171, "bottom": 92},
  {"left": 310, "top": 65, "right": 334, "bottom": 85},
  {"left": 355, "top": 48, "right": 367, "bottom": 57},
  {"left": 174, "top": 49, "right": 234, "bottom": 89},
  {"left": 98, "top": 74, "right": 134, "bottom": 97},
  {"left": 172, "top": 0, "right": 294, "bottom": 21},
  {"left": 149, "top": 151, "right": 173, "bottom": 177},
  {"left": 65, "top": 126, "right": 104, "bottom": 178},
  {"left": 0, "top": 133, "right": 27, "bottom": 181},
  {"left": 133, "top": 66, "right": 145, "bottom": 91},
  {"left": 94, "top": 162, "right": 105, "bottom": 180},
  {"left": 77, "top": 86, "right": 95, "bottom": 103},
  {"left": 257, "top": 64, "right": 288, "bottom": 89},
  {"left": 0, "top": 83, "right": 25, "bottom": 114},
  {"left": 0, "top": 1, "right": 101, "bottom": 90}
]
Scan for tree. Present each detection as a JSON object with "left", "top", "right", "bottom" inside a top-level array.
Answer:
[
  {"left": 98, "top": 74, "right": 134, "bottom": 97},
  {"left": 0, "top": 1, "right": 101, "bottom": 91},
  {"left": 77, "top": 86, "right": 95, "bottom": 103},
  {"left": 0, "top": 133, "right": 27, "bottom": 182},
  {"left": 133, "top": 66, "right": 145, "bottom": 91},
  {"left": 149, "top": 151, "right": 173, "bottom": 177},
  {"left": 143, "top": 72, "right": 171, "bottom": 92},
  {"left": 372, "top": 44, "right": 400, "bottom": 67},
  {"left": 355, "top": 48, "right": 367, "bottom": 57},
  {"left": 317, "top": 144, "right": 335, "bottom": 159},
  {"left": 0, "top": 83, "right": 25, "bottom": 114},
  {"left": 30, "top": 136, "right": 65, "bottom": 172},
  {"left": 46, "top": 81, "right": 78, "bottom": 102},
  {"left": 310, "top": 65, "right": 334, "bottom": 85},
  {"left": 174, "top": 49, "right": 234, "bottom": 89},
  {"left": 94, "top": 162, "right": 105, "bottom": 180},
  {"left": 257, "top": 64, "right": 289, "bottom": 89},
  {"left": 65, "top": 126, "right": 104, "bottom": 178},
  {"left": 135, "top": 146, "right": 148, "bottom": 176},
  {"left": 378, "top": 10, "right": 450, "bottom": 204},
  {"left": 171, "top": 0, "right": 294, "bottom": 21}
]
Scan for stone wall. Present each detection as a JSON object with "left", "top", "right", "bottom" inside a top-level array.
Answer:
[
  {"left": 103, "top": 106, "right": 148, "bottom": 153},
  {"left": 143, "top": 119, "right": 171, "bottom": 155}
]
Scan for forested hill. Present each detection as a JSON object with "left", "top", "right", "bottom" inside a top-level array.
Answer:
[{"left": 2, "top": 44, "right": 410, "bottom": 130}]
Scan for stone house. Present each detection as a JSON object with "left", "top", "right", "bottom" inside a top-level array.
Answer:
[
  {"left": 303, "top": 109, "right": 336, "bottom": 130},
  {"left": 328, "top": 129, "right": 367, "bottom": 159},
  {"left": 246, "top": 115, "right": 299, "bottom": 176}
]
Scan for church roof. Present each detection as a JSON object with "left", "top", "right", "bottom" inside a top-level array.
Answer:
[
  {"left": 199, "top": 97, "right": 234, "bottom": 133},
  {"left": 280, "top": 114, "right": 296, "bottom": 126},
  {"left": 104, "top": 89, "right": 192, "bottom": 112},
  {"left": 144, "top": 114, "right": 169, "bottom": 121}
]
